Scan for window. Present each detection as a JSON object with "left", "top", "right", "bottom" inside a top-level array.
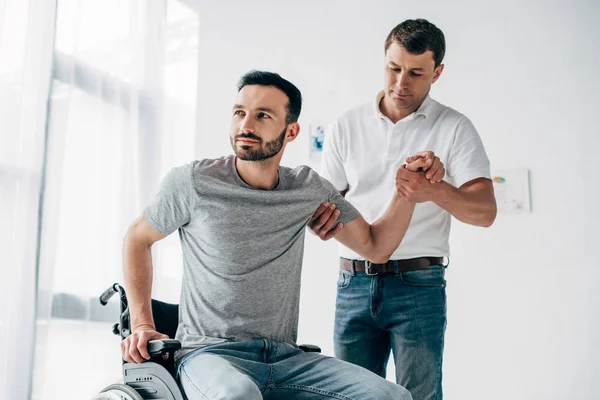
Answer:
[{"left": 31, "top": 2, "right": 200, "bottom": 398}]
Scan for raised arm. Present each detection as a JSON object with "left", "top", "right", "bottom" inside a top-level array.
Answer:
[
  {"left": 333, "top": 192, "right": 415, "bottom": 263},
  {"left": 332, "top": 156, "right": 440, "bottom": 263}
]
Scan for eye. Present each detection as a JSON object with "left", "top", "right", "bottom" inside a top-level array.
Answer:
[
  {"left": 258, "top": 112, "right": 271, "bottom": 119},
  {"left": 410, "top": 71, "right": 423, "bottom": 77},
  {"left": 233, "top": 110, "right": 245, "bottom": 117},
  {"left": 390, "top": 67, "right": 401, "bottom": 72}
]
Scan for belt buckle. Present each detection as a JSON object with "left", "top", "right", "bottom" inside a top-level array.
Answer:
[{"left": 364, "top": 260, "right": 377, "bottom": 276}]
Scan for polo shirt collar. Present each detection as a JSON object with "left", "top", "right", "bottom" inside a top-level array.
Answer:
[{"left": 373, "top": 91, "right": 434, "bottom": 121}]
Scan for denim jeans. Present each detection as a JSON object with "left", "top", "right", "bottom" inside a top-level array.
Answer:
[
  {"left": 334, "top": 262, "right": 447, "bottom": 400},
  {"left": 177, "top": 339, "right": 412, "bottom": 400}
]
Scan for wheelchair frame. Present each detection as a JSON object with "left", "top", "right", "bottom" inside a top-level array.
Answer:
[
  {"left": 95, "top": 283, "right": 321, "bottom": 400},
  {"left": 96, "top": 283, "right": 184, "bottom": 400}
]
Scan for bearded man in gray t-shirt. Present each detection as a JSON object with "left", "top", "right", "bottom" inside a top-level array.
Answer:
[{"left": 120, "top": 70, "right": 444, "bottom": 400}]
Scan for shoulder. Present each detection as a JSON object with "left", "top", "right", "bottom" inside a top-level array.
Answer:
[
  {"left": 426, "top": 98, "right": 482, "bottom": 145},
  {"left": 429, "top": 97, "right": 472, "bottom": 126},
  {"left": 340, "top": 99, "right": 372, "bottom": 120},
  {"left": 283, "top": 164, "right": 334, "bottom": 190},
  {"left": 327, "top": 99, "right": 374, "bottom": 142},
  {"left": 282, "top": 164, "right": 319, "bottom": 183},
  {"left": 157, "top": 157, "right": 235, "bottom": 192},
  {"left": 190, "top": 155, "right": 234, "bottom": 179},
  {"left": 336, "top": 99, "right": 373, "bottom": 126},
  {"left": 162, "top": 162, "right": 194, "bottom": 184}
]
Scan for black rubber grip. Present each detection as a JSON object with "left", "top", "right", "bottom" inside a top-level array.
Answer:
[
  {"left": 147, "top": 339, "right": 182, "bottom": 356},
  {"left": 99, "top": 284, "right": 118, "bottom": 305}
]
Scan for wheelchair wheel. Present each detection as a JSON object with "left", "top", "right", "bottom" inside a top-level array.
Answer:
[{"left": 93, "top": 383, "right": 144, "bottom": 400}]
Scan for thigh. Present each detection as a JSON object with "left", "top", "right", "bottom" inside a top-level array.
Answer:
[
  {"left": 266, "top": 352, "right": 412, "bottom": 400},
  {"left": 334, "top": 328, "right": 391, "bottom": 378},
  {"left": 178, "top": 351, "right": 262, "bottom": 400},
  {"left": 387, "top": 267, "right": 447, "bottom": 400},
  {"left": 334, "top": 272, "right": 390, "bottom": 377}
]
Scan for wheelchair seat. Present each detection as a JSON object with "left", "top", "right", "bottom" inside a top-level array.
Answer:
[{"left": 93, "top": 283, "right": 320, "bottom": 400}]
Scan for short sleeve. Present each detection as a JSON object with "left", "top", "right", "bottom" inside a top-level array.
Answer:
[
  {"left": 143, "top": 163, "right": 195, "bottom": 236},
  {"left": 319, "top": 175, "right": 361, "bottom": 225},
  {"left": 447, "top": 117, "right": 492, "bottom": 188},
  {"left": 320, "top": 121, "right": 349, "bottom": 191}
]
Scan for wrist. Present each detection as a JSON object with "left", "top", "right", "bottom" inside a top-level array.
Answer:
[
  {"left": 432, "top": 180, "right": 454, "bottom": 204},
  {"left": 392, "top": 190, "right": 415, "bottom": 204},
  {"left": 132, "top": 322, "right": 155, "bottom": 332}
]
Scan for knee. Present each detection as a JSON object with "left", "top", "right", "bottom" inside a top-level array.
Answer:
[{"left": 216, "top": 378, "right": 262, "bottom": 400}]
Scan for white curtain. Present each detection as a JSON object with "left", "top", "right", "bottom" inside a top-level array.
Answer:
[
  {"left": 0, "top": 1, "right": 58, "bottom": 399},
  {"left": 1, "top": 0, "right": 199, "bottom": 398}
]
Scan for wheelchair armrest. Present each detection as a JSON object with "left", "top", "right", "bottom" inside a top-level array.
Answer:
[
  {"left": 148, "top": 339, "right": 181, "bottom": 357},
  {"left": 299, "top": 344, "right": 321, "bottom": 353}
]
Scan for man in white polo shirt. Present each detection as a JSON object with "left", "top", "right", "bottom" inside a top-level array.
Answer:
[{"left": 316, "top": 19, "right": 497, "bottom": 400}]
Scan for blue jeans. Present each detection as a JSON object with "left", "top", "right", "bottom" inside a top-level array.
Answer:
[
  {"left": 334, "top": 262, "right": 447, "bottom": 400},
  {"left": 177, "top": 339, "right": 412, "bottom": 400}
]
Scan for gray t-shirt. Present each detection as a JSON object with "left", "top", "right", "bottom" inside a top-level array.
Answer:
[{"left": 143, "top": 155, "right": 360, "bottom": 357}]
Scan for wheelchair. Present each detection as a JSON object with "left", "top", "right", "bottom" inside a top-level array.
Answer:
[{"left": 93, "top": 283, "right": 321, "bottom": 400}]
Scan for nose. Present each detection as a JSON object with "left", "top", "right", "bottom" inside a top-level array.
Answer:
[
  {"left": 397, "top": 71, "right": 410, "bottom": 89},
  {"left": 239, "top": 115, "right": 255, "bottom": 133}
]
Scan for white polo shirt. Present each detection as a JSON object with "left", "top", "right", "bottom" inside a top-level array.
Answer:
[{"left": 321, "top": 92, "right": 491, "bottom": 260}]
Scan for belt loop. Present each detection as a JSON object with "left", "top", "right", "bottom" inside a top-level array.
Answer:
[
  {"left": 349, "top": 259, "right": 357, "bottom": 276},
  {"left": 392, "top": 260, "right": 400, "bottom": 276}
]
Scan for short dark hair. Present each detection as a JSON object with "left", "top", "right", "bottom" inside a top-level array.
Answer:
[
  {"left": 237, "top": 70, "right": 302, "bottom": 124},
  {"left": 384, "top": 19, "right": 446, "bottom": 68}
]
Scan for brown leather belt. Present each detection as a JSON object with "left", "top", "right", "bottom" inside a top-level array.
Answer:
[{"left": 340, "top": 257, "right": 444, "bottom": 275}]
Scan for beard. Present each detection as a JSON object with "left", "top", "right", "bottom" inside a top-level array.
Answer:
[{"left": 231, "top": 126, "right": 287, "bottom": 161}]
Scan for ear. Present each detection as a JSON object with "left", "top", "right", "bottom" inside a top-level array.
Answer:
[
  {"left": 432, "top": 64, "right": 444, "bottom": 84},
  {"left": 286, "top": 122, "right": 301, "bottom": 143}
]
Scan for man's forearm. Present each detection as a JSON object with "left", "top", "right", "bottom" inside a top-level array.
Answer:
[
  {"left": 123, "top": 238, "right": 155, "bottom": 330},
  {"left": 434, "top": 180, "right": 497, "bottom": 227},
  {"left": 367, "top": 193, "right": 416, "bottom": 263}
]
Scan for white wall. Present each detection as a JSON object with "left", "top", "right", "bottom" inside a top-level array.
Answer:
[{"left": 192, "top": 1, "right": 600, "bottom": 399}]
